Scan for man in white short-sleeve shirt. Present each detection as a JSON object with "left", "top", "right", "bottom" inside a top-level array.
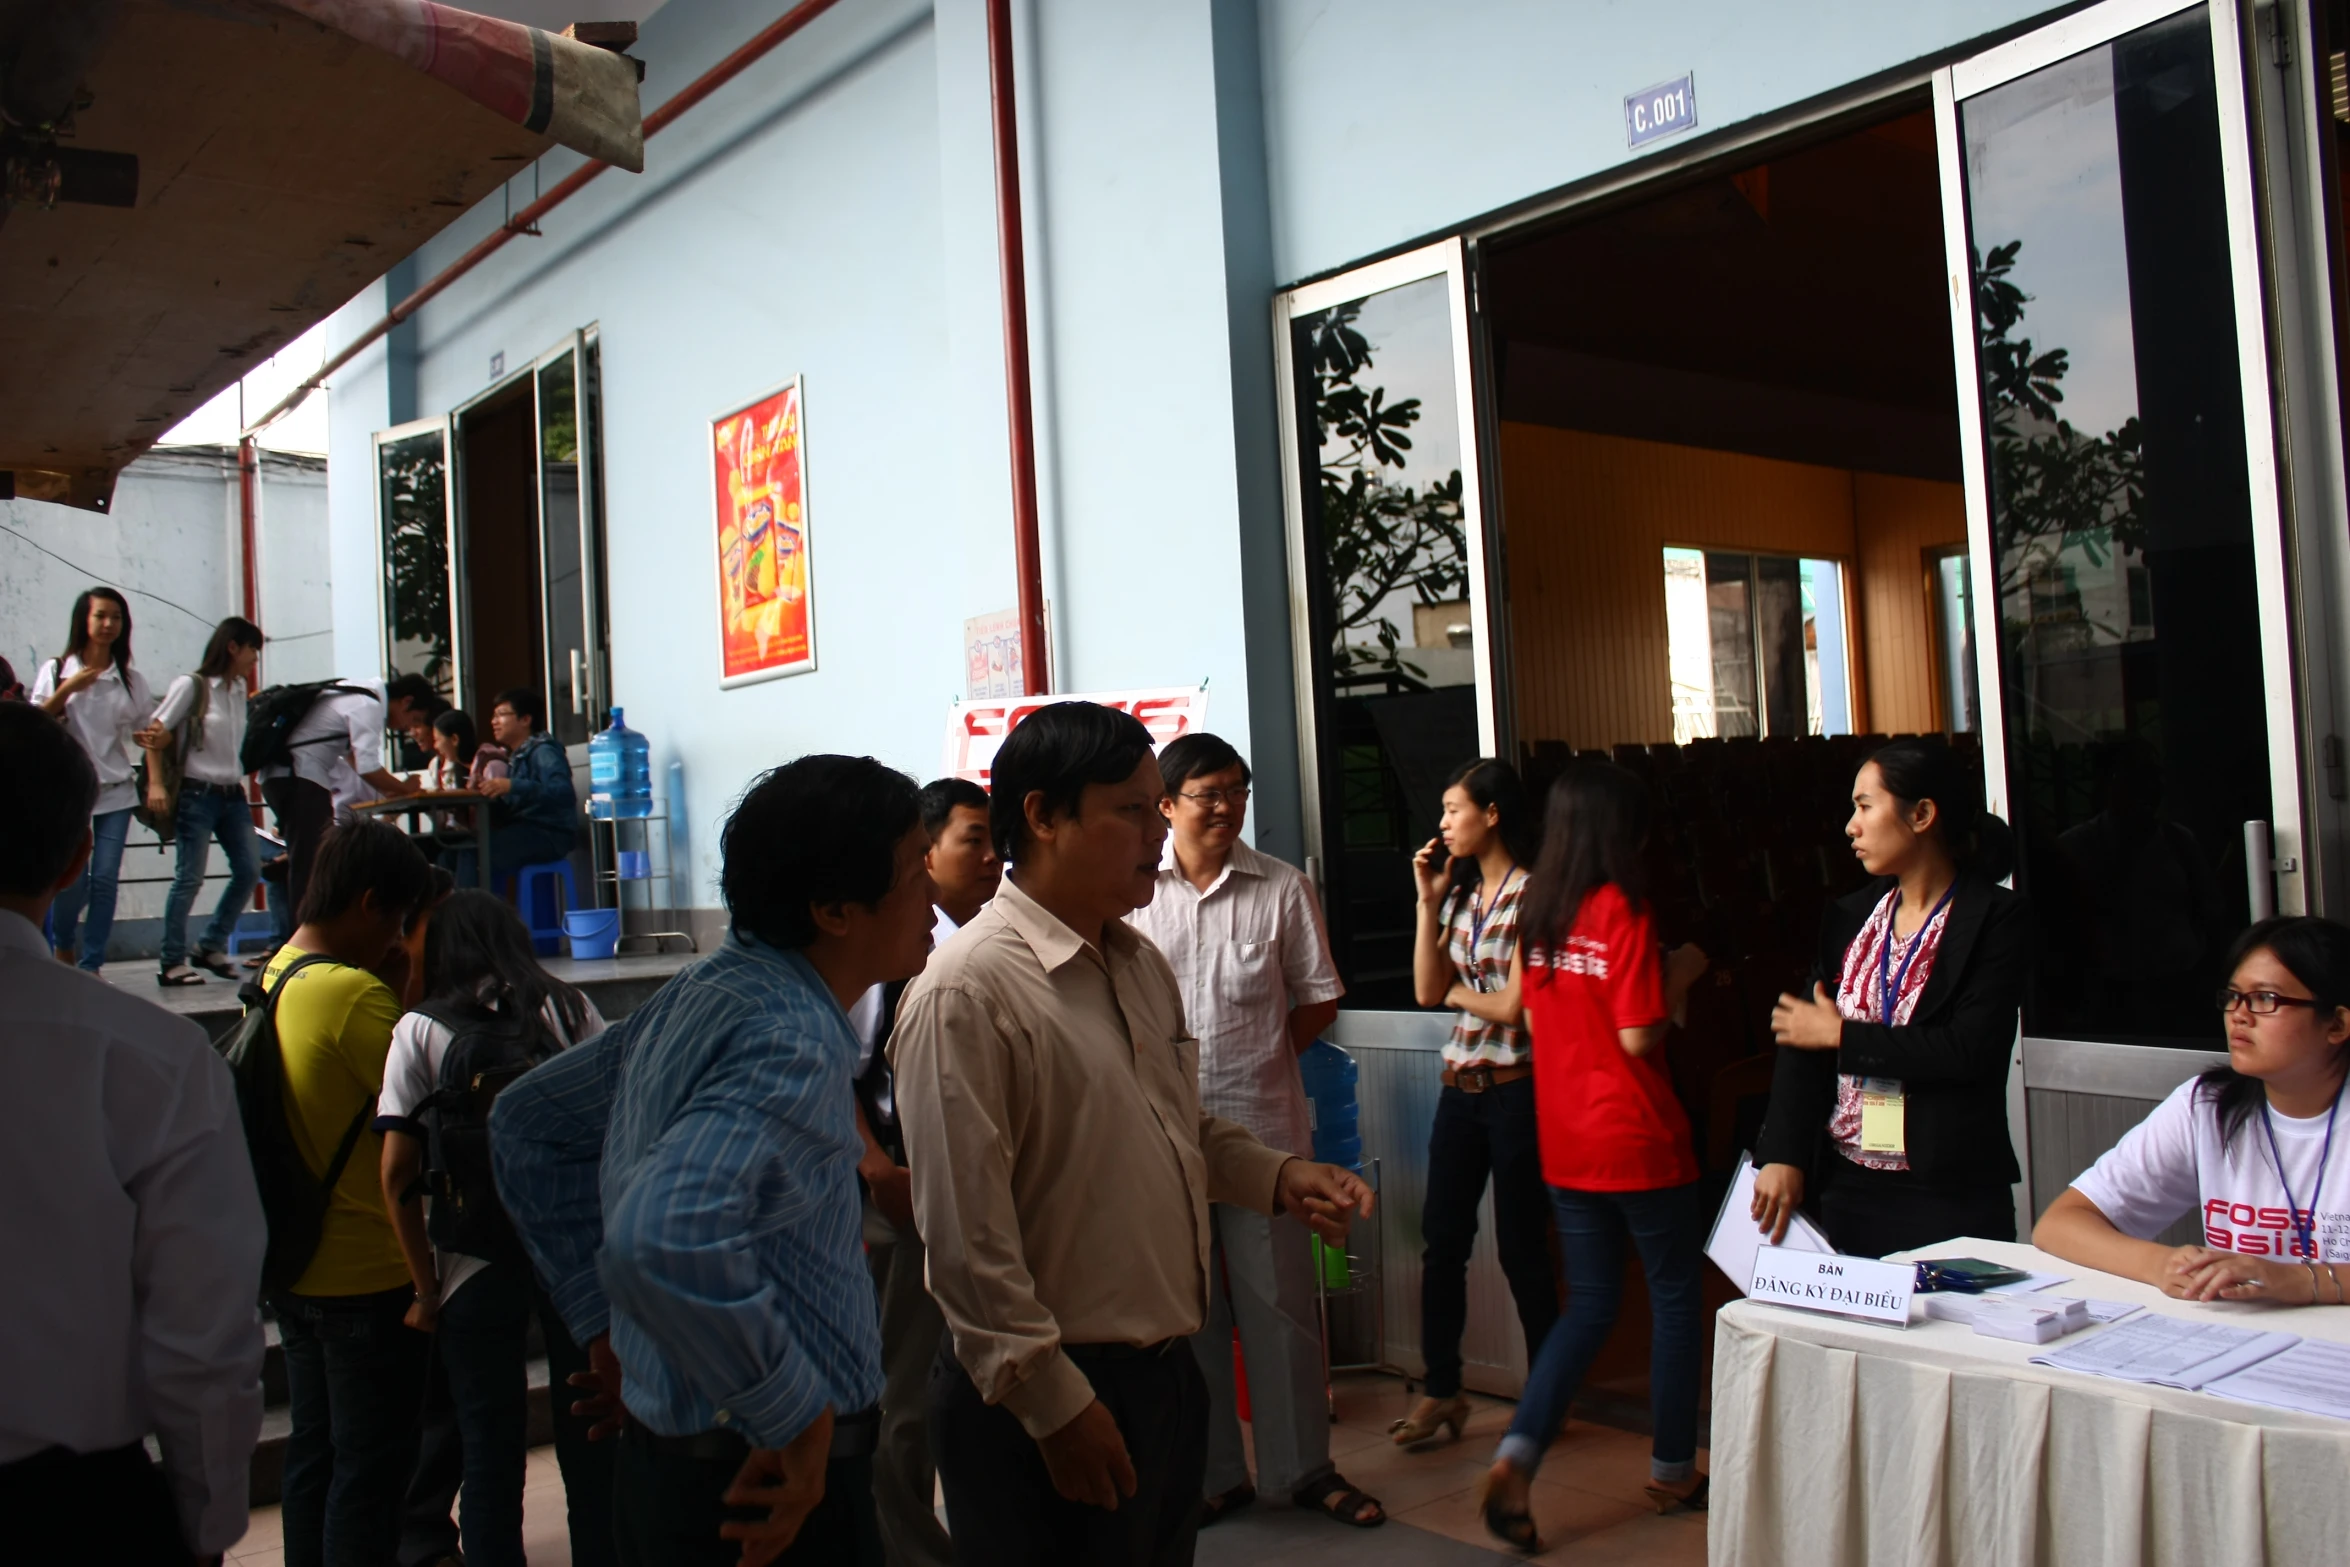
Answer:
[
  {"left": 258, "top": 673, "right": 428, "bottom": 920},
  {"left": 1125, "top": 733, "right": 1380, "bottom": 1528}
]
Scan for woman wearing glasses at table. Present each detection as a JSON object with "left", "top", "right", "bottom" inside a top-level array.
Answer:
[
  {"left": 2037, "top": 917, "right": 2350, "bottom": 1306},
  {"left": 1750, "top": 738, "right": 2032, "bottom": 1259}
]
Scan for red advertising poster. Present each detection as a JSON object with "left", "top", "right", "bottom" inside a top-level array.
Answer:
[{"left": 712, "top": 378, "right": 815, "bottom": 685}]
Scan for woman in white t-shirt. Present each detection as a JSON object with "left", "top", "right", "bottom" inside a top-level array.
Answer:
[
  {"left": 30, "top": 586, "right": 152, "bottom": 971},
  {"left": 2038, "top": 916, "right": 2350, "bottom": 1307},
  {"left": 374, "top": 890, "right": 610, "bottom": 1567},
  {"left": 146, "top": 616, "right": 264, "bottom": 985}
]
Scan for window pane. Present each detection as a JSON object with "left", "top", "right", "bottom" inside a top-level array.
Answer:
[
  {"left": 1664, "top": 547, "right": 1714, "bottom": 742},
  {"left": 1754, "top": 553, "right": 1805, "bottom": 739},
  {"left": 1934, "top": 552, "right": 1978, "bottom": 733},
  {"left": 1962, "top": 11, "right": 2266, "bottom": 1046},
  {"left": 1704, "top": 552, "right": 1757, "bottom": 739},
  {"left": 539, "top": 352, "right": 588, "bottom": 746},
  {"left": 1801, "top": 558, "right": 1850, "bottom": 737},
  {"left": 379, "top": 430, "right": 452, "bottom": 703}
]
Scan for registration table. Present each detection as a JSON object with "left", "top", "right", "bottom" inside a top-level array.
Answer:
[
  {"left": 352, "top": 790, "right": 493, "bottom": 889},
  {"left": 1710, "top": 1237, "right": 2350, "bottom": 1567}
]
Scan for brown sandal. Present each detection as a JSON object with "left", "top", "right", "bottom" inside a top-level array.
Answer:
[
  {"left": 1388, "top": 1392, "right": 1471, "bottom": 1448},
  {"left": 1293, "top": 1470, "right": 1384, "bottom": 1527},
  {"left": 1198, "top": 1482, "right": 1254, "bottom": 1527},
  {"left": 1644, "top": 1473, "right": 1709, "bottom": 1513}
]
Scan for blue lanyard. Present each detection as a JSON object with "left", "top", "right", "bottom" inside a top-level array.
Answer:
[
  {"left": 1878, "top": 885, "right": 1957, "bottom": 1022},
  {"left": 2260, "top": 1081, "right": 2344, "bottom": 1262},
  {"left": 1465, "top": 868, "right": 1522, "bottom": 993}
]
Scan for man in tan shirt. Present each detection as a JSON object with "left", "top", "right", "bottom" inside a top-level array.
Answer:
[{"left": 891, "top": 702, "right": 1372, "bottom": 1566}]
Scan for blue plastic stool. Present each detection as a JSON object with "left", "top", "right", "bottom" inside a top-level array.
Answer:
[
  {"left": 507, "top": 859, "right": 578, "bottom": 957},
  {"left": 225, "top": 911, "right": 278, "bottom": 957}
]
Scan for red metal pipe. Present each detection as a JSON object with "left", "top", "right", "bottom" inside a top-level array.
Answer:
[
  {"left": 237, "top": 435, "right": 261, "bottom": 689},
  {"left": 988, "top": 0, "right": 1049, "bottom": 698},
  {"left": 244, "top": 0, "right": 849, "bottom": 436}
]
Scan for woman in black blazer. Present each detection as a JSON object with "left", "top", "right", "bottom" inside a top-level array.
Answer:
[{"left": 1751, "top": 738, "right": 2032, "bottom": 1259}]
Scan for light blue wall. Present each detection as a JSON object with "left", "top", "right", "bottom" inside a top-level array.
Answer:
[
  {"left": 327, "top": 0, "right": 2083, "bottom": 906},
  {"left": 1257, "top": 0, "right": 2060, "bottom": 284}
]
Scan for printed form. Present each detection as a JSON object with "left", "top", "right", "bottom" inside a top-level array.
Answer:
[{"left": 2032, "top": 1313, "right": 2300, "bottom": 1390}]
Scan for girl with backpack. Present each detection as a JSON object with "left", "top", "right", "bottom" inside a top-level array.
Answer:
[
  {"left": 374, "top": 890, "right": 614, "bottom": 1567},
  {"left": 31, "top": 587, "right": 152, "bottom": 971},
  {"left": 148, "top": 616, "right": 265, "bottom": 985}
]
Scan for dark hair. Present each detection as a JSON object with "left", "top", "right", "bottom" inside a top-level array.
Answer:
[
  {"left": 1863, "top": 737, "right": 2013, "bottom": 883},
  {"left": 1157, "top": 732, "right": 1250, "bottom": 794},
  {"left": 1442, "top": 757, "right": 1538, "bottom": 898},
  {"left": 432, "top": 708, "right": 480, "bottom": 767},
  {"left": 60, "top": 586, "right": 132, "bottom": 671},
  {"left": 721, "top": 755, "right": 923, "bottom": 949},
  {"left": 0, "top": 703, "right": 99, "bottom": 894},
  {"left": 2197, "top": 917, "right": 2350, "bottom": 1149},
  {"left": 422, "top": 888, "right": 592, "bottom": 1041},
  {"left": 493, "top": 687, "right": 544, "bottom": 730},
  {"left": 197, "top": 616, "right": 263, "bottom": 680},
  {"left": 1520, "top": 761, "right": 1650, "bottom": 956},
  {"left": 295, "top": 819, "right": 435, "bottom": 926},
  {"left": 988, "top": 702, "right": 1157, "bottom": 862},
  {"left": 919, "top": 776, "right": 990, "bottom": 842},
  {"left": 384, "top": 672, "right": 441, "bottom": 714}
]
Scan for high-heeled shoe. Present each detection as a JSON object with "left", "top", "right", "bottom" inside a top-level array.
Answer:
[
  {"left": 1643, "top": 1472, "right": 1709, "bottom": 1514},
  {"left": 1387, "top": 1392, "right": 1472, "bottom": 1448},
  {"left": 1474, "top": 1464, "right": 1541, "bottom": 1553}
]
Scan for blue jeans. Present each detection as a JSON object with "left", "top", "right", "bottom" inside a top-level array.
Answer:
[
  {"left": 49, "top": 806, "right": 132, "bottom": 971},
  {"left": 162, "top": 785, "right": 260, "bottom": 966},
  {"left": 272, "top": 1285, "right": 431, "bottom": 1567},
  {"left": 1498, "top": 1183, "right": 1706, "bottom": 1484}
]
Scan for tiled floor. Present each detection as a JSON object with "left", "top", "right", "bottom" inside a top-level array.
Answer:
[{"left": 231, "top": 1373, "right": 1708, "bottom": 1565}]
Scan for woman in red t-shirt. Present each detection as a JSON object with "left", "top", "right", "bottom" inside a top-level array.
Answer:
[{"left": 1475, "top": 761, "right": 1711, "bottom": 1551}]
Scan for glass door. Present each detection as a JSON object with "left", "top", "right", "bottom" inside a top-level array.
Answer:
[
  {"left": 1275, "top": 239, "right": 1495, "bottom": 1008},
  {"left": 1936, "top": 0, "right": 2306, "bottom": 1052},
  {"left": 532, "top": 331, "right": 609, "bottom": 747},
  {"left": 373, "top": 416, "right": 460, "bottom": 737}
]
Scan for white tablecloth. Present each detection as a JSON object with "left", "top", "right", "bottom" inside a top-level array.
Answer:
[{"left": 1710, "top": 1238, "right": 2350, "bottom": 1567}]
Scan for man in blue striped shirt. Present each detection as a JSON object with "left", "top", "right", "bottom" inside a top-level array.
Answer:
[{"left": 492, "top": 755, "right": 937, "bottom": 1566}]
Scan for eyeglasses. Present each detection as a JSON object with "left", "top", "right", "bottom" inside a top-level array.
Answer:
[
  {"left": 2216, "top": 988, "right": 2324, "bottom": 1016},
  {"left": 1178, "top": 787, "right": 1250, "bottom": 808}
]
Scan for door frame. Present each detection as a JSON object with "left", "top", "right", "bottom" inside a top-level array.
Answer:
[
  {"left": 1271, "top": 237, "right": 1498, "bottom": 874},
  {"left": 530, "top": 328, "right": 609, "bottom": 740}
]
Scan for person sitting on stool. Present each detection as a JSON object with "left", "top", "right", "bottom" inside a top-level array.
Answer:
[{"left": 456, "top": 689, "right": 577, "bottom": 890}]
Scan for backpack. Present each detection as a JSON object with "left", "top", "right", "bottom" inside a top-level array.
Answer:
[
  {"left": 410, "top": 999, "right": 562, "bottom": 1263},
  {"left": 240, "top": 681, "right": 372, "bottom": 775},
  {"left": 221, "top": 955, "right": 372, "bottom": 1294}
]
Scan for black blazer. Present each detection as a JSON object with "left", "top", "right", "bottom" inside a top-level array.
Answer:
[{"left": 1753, "top": 871, "right": 2031, "bottom": 1190}]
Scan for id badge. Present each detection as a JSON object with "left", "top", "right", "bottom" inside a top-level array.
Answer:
[{"left": 1859, "top": 1077, "right": 1907, "bottom": 1155}]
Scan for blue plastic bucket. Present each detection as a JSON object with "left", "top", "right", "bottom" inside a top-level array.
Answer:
[{"left": 563, "top": 908, "right": 622, "bottom": 960}]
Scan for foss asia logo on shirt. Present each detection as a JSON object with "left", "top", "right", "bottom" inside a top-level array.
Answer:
[{"left": 2202, "top": 1200, "right": 2347, "bottom": 1258}]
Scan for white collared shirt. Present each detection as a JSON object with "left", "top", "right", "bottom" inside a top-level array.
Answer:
[
  {"left": 150, "top": 674, "right": 249, "bottom": 788},
  {"left": 29, "top": 655, "right": 154, "bottom": 814},
  {"left": 0, "top": 910, "right": 266, "bottom": 1555},
  {"left": 1126, "top": 838, "right": 1344, "bottom": 1156},
  {"left": 259, "top": 679, "right": 385, "bottom": 803}
]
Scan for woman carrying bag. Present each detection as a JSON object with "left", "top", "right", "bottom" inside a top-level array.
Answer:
[
  {"left": 1752, "top": 738, "right": 2032, "bottom": 1258},
  {"left": 1391, "top": 757, "right": 1557, "bottom": 1448},
  {"left": 30, "top": 586, "right": 152, "bottom": 972},
  {"left": 145, "top": 616, "right": 264, "bottom": 985}
]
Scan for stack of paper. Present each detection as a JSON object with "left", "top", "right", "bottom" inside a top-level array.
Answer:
[
  {"left": 2201, "top": 1338, "right": 2350, "bottom": 1421},
  {"left": 2030, "top": 1313, "right": 2299, "bottom": 1390},
  {"left": 1706, "top": 1154, "right": 1833, "bottom": 1294}
]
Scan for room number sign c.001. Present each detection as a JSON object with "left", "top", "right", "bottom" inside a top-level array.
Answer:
[{"left": 1625, "top": 74, "right": 1697, "bottom": 149}]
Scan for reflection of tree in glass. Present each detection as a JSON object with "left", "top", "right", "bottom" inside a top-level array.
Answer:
[
  {"left": 1306, "top": 301, "right": 1466, "bottom": 681},
  {"left": 1977, "top": 239, "right": 2145, "bottom": 643},
  {"left": 382, "top": 444, "right": 454, "bottom": 696}
]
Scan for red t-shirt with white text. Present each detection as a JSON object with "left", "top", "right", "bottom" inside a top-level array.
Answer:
[{"left": 1524, "top": 883, "right": 1694, "bottom": 1191}]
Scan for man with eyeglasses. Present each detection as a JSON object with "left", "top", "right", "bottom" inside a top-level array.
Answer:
[{"left": 1124, "top": 733, "right": 1384, "bottom": 1530}]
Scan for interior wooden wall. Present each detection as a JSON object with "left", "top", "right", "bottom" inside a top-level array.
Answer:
[{"left": 1497, "top": 423, "right": 1964, "bottom": 749}]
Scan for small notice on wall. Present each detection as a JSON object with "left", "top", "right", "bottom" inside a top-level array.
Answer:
[
  {"left": 1625, "top": 73, "right": 1697, "bottom": 148},
  {"left": 964, "top": 608, "right": 1025, "bottom": 700},
  {"left": 944, "top": 686, "right": 1209, "bottom": 787}
]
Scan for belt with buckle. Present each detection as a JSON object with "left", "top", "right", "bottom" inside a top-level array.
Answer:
[{"left": 1442, "top": 1063, "right": 1533, "bottom": 1093}]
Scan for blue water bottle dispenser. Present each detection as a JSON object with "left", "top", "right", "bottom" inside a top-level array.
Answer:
[{"left": 590, "top": 707, "right": 654, "bottom": 820}]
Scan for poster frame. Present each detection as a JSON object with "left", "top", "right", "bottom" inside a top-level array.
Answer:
[{"left": 709, "top": 373, "right": 818, "bottom": 689}]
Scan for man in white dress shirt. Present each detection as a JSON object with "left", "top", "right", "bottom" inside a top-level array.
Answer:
[
  {"left": 257, "top": 672, "right": 430, "bottom": 919},
  {"left": 0, "top": 703, "right": 267, "bottom": 1563},
  {"left": 1125, "top": 733, "right": 1383, "bottom": 1530}
]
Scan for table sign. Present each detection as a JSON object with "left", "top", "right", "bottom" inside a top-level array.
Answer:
[
  {"left": 1625, "top": 73, "right": 1697, "bottom": 148},
  {"left": 1749, "top": 1246, "right": 1913, "bottom": 1326}
]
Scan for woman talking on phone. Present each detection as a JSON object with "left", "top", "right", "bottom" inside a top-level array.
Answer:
[
  {"left": 2037, "top": 917, "right": 2350, "bottom": 1305},
  {"left": 1390, "top": 758, "right": 1556, "bottom": 1449},
  {"left": 1751, "top": 738, "right": 2032, "bottom": 1258}
]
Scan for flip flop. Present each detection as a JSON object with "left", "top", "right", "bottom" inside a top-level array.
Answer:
[
  {"left": 1293, "top": 1471, "right": 1384, "bottom": 1527},
  {"left": 156, "top": 965, "right": 208, "bottom": 987},
  {"left": 1198, "top": 1483, "right": 1255, "bottom": 1528}
]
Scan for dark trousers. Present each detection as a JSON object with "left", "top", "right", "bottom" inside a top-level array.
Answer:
[
  {"left": 1817, "top": 1154, "right": 2017, "bottom": 1260},
  {"left": 611, "top": 1424, "right": 879, "bottom": 1567},
  {"left": 1502, "top": 1183, "right": 1706, "bottom": 1478},
  {"left": 263, "top": 776, "right": 336, "bottom": 921},
  {"left": 397, "top": 1343, "right": 462, "bottom": 1567},
  {"left": 1419, "top": 1078, "right": 1559, "bottom": 1398},
  {"left": 932, "top": 1339, "right": 1206, "bottom": 1567},
  {"left": 272, "top": 1285, "right": 432, "bottom": 1567},
  {"left": 2, "top": 1442, "right": 193, "bottom": 1565}
]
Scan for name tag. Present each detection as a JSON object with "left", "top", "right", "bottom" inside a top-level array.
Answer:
[
  {"left": 1749, "top": 1246, "right": 1914, "bottom": 1326},
  {"left": 1859, "top": 1077, "right": 1906, "bottom": 1154}
]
